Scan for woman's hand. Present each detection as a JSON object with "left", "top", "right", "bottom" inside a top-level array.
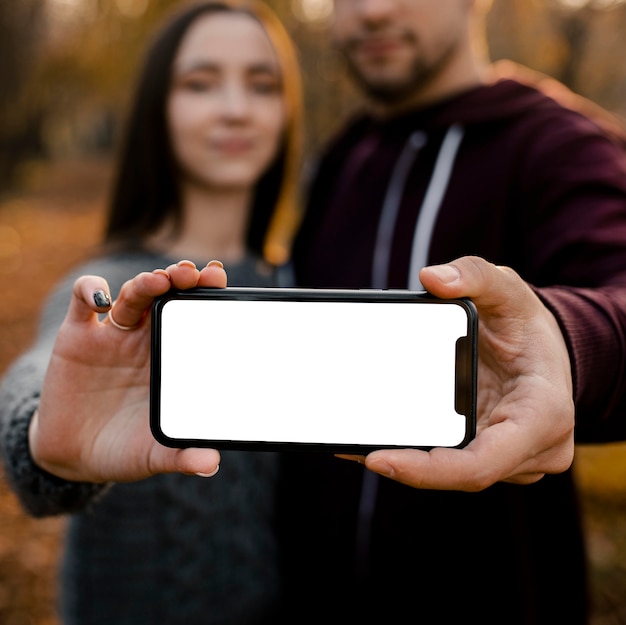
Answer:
[
  {"left": 29, "top": 260, "right": 227, "bottom": 484},
  {"left": 338, "top": 255, "right": 575, "bottom": 491}
]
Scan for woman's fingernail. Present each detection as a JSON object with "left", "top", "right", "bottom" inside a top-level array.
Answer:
[
  {"left": 195, "top": 465, "right": 220, "bottom": 478},
  {"left": 177, "top": 259, "right": 196, "bottom": 268},
  {"left": 93, "top": 290, "right": 111, "bottom": 308},
  {"left": 153, "top": 269, "right": 170, "bottom": 278},
  {"left": 207, "top": 260, "right": 224, "bottom": 269}
]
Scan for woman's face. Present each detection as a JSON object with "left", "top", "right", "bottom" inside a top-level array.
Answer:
[{"left": 167, "top": 12, "right": 287, "bottom": 193}]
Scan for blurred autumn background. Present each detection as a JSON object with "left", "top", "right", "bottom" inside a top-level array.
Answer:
[{"left": 2, "top": 0, "right": 626, "bottom": 623}]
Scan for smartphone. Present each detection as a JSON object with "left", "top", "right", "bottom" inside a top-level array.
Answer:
[{"left": 150, "top": 287, "right": 478, "bottom": 453}]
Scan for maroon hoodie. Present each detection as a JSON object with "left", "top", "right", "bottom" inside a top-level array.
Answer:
[
  {"left": 280, "top": 72, "right": 626, "bottom": 624},
  {"left": 294, "top": 72, "right": 626, "bottom": 442}
]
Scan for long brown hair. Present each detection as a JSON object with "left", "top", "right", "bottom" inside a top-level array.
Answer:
[{"left": 104, "top": 0, "right": 304, "bottom": 265}]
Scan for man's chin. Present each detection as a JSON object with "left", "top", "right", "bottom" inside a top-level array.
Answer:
[
  {"left": 359, "top": 78, "right": 418, "bottom": 105},
  {"left": 346, "top": 64, "right": 417, "bottom": 104}
]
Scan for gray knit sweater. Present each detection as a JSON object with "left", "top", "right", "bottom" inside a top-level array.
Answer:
[{"left": 0, "top": 250, "right": 287, "bottom": 625}]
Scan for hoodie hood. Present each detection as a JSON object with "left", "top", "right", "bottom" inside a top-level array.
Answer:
[
  {"left": 294, "top": 60, "right": 626, "bottom": 293},
  {"left": 360, "top": 60, "right": 626, "bottom": 146}
]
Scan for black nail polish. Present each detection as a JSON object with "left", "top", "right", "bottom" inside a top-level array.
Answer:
[{"left": 94, "top": 290, "right": 111, "bottom": 308}]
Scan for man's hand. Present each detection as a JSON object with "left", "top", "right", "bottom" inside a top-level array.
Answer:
[{"left": 338, "top": 255, "right": 575, "bottom": 491}]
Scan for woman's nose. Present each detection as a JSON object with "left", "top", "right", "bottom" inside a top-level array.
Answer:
[{"left": 219, "top": 83, "right": 252, "bottom": 119}]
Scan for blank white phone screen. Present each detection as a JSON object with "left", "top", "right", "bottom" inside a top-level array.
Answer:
[{"left": 157, "top": 298, "right": 470, "bottom": 448}]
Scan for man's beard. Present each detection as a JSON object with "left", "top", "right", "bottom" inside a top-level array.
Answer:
[{"left": 341, "top": 43, "right": 454, "bottom": 106}]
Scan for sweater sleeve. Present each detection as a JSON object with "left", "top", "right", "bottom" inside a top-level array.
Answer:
[
  {"left": 0, "top": 262, "right": 120, "bottom": 517},
  {"left": 535, "top": 284, "right": 626, "bottom": 443},
  {"left": 0, "top": 361, "right": 109, "bottom": 517},
  {"left": 512, "top": 99, "right": 626, "bottom": 443}
]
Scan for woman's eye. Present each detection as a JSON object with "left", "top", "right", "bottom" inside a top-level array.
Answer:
[
  {"left": 250, "top": 80, "right": 281, "bottom": 95},
  {"left": 182, "top": 78, "right": 214, "bottom": 92},
  {"left": 173, "top": 72, "right": 217, "bottom": 92}
]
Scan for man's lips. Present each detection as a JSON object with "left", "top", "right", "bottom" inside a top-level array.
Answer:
[{"left": 354, "top": 36, "right": 404, "bottom": 59}]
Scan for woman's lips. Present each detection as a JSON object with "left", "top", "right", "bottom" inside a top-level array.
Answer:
[{"left": 212, "top": 138, "right": 254, "bottom": 155}]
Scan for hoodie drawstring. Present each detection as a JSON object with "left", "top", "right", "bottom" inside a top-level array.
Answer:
[
  {"left": 356, "top": 124, "right": 465, "bottom": 583},
  {"left": 370, "top": 124, "right": 465, "bottom": 291},
  {"left": 408, "top": 124, "right": 464, "bottom": 289},
  {"left": 372, "top": 131, "right": 427, "bottom": 288}
]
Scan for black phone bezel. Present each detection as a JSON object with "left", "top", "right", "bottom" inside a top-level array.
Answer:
[{"left": 150, "top": 287, "right": 478, "bottom": 453}]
